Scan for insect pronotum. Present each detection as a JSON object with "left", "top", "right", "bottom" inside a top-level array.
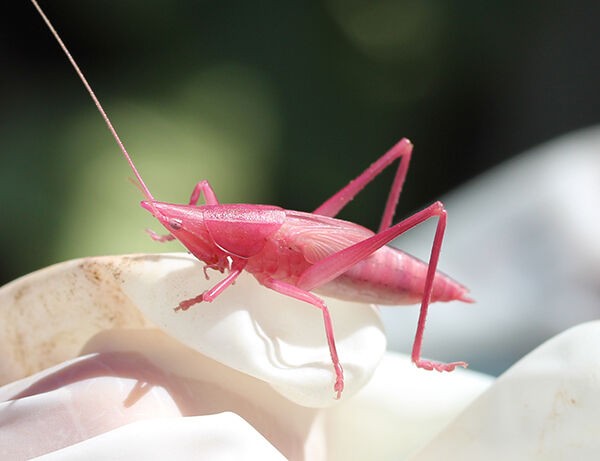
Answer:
[{"left": 31, "top": 0, "right": 471, "bottom": 399}]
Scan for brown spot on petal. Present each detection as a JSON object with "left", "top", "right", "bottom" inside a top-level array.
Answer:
[{"left": 0, "top": 256, "right": 157, "bottom": 385}]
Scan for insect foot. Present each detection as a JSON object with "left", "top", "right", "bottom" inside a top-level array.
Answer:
[
  {"left": 415, "top": 359, "right": 468, "bottom": 372},
  {"left": 334, "top": 365, "right": 344, "bottom": 400},
  {"left": 174, "top": 294, "right": 206, "bottom": 311}
]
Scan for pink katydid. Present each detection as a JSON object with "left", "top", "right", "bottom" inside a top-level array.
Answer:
[{"left": 31, "top": 0, "right": 471, "bottom": 399}]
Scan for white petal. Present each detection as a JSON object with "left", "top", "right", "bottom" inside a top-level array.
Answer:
[
  {"left": 409, "top": 321, "right": 600, "bottom": 460},
  {"left": 325, "top": 352, "right": 492, "bottom": 460},
  {"left": 119, "top": 253, "right": 386, "bottom": 406},
  {"left": 0, "top": 253, "right": 386, "bottom": 408},
  {"left": 0, "top": 257, "right": 153, "bottom": 384}
]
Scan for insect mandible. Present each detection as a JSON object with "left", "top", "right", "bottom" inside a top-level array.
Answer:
[{"left": 31, "top": 0, "right": 471, "bottom": 399}]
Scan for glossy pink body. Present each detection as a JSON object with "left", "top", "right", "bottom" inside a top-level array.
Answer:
[
  {"left": 262, "top": 210, "right": 466, "bottom": 305},
  {"left": 146, "top": 202, "right": 468, "bottom": 306},
  {"left": 32, "top": 0, "right": 470, "bottom": 399}
]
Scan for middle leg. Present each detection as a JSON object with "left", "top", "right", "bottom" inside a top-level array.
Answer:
[
  {"left": 175, "top": 260, "right": 246, "bottom": 311},
  {"left": 260, "top": 277, "right": 344, "bottom": 399}
]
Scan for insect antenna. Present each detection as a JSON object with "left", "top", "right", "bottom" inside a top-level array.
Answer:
[{"left": 30, "top": 0, "right": 158, "bottom": 210}]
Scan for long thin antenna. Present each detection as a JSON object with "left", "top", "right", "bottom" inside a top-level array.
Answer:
[{"left": 30, "top": 0, "right": 155, "bottom": 202}]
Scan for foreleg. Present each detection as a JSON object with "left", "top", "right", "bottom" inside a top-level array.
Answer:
[
  {"left": 261, "top": 277, "right": 344, "bottom": 399},
  {"left": 147, "top": 180, "right": 220, "bottom": 242},
  {"left": 313, "top": 138, "right": 413, "bottom": 232},
  {"left": 175, "top": 261, "right": 245, "bottom": 311},
  {"left": 299, "top": 201, "right": 467, "bottom": 372}
]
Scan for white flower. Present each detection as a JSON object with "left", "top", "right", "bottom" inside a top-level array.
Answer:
[{"left": 0, "top": 254, "right": 489, "bottom": 459}]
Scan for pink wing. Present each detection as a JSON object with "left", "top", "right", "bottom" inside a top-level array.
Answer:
[{"left": 282, "top": 210, "right": 375, "bottom": 263}]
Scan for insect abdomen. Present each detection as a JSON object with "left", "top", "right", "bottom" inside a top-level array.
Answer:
[{"left": 315, "top": 246, "right": 469, "bottom": 305}]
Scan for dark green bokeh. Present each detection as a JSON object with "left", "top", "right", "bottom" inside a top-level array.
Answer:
[{"left": 2, "top": 0, "right": 600, "bottom": 285}]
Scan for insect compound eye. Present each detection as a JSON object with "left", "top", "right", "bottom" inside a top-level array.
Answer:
[{"left": 168, "top": 218, "right": 183, "bottom": 230}]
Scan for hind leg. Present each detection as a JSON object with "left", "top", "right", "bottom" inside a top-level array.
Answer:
[
  {"left": 300, "top": 201, "right": 468, "bottom": 373},
  {"left": 313, "top": 138, "right": 413, "bottom": 232}
]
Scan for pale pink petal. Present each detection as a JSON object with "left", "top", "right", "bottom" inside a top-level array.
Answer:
[
  {"left": 0, "top": 329, "right": 328, "bottom": 460},
  {"left": 32, "top": 413, "right": 287, "bottom": 461}
]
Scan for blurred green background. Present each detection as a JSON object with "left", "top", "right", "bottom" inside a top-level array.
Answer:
[{"left": 2, "top": 0, "right": 600, "bottom": 285}]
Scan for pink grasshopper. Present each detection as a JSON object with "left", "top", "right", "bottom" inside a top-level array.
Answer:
[{"left": 32, "top": 0, "right": 470, "bottom": 399}]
